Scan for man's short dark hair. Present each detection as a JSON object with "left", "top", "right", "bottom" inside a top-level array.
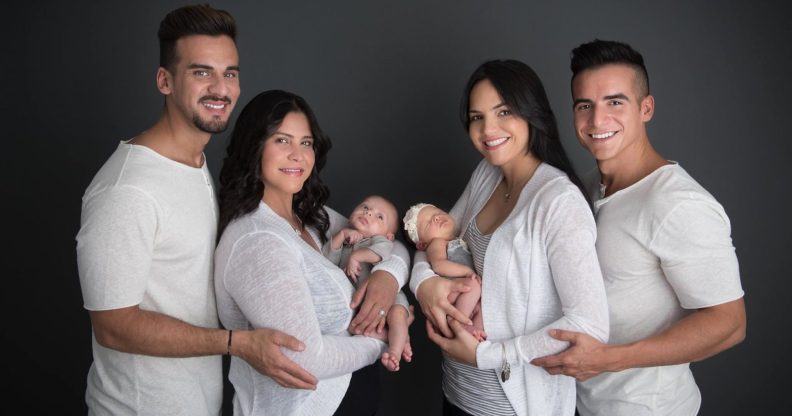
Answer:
[
  {"left": 570, "top": 39, "right": 650, "bottom": 97},
  {"left": 158, "top": 4, "right": 237, "bottom": 71}
]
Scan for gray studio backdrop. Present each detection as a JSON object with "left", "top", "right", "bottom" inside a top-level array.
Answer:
[{"left": 6, "top": 1, "right": 788, "bottom": 414}]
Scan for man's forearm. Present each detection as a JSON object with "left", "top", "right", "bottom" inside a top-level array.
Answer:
[
  {"left": 90, "top": 306, "right": 228, "bottom": 357},
  {"left": 608, "top": 298, "right": 746, "bottom": 371}
]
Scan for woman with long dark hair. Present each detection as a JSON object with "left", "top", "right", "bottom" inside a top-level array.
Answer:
[
  {"left": 214, "top": 90, "right": 410, "bottom": 415},
  {"left": 411, "top": 60, "right": 609, "bottom": 415}
]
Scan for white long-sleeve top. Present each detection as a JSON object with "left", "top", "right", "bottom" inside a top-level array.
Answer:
[
  {"left": 410, "top": 160, "right": 610, "bottom": 416},
  {"left": 214, "top": 202, "right": 409, "bottom": 416}
]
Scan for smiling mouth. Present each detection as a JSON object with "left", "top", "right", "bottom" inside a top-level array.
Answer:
[
  {"left": 484, "top": 137, "right": 510, "bottom": 147},
  {"left": 202, "top": 102, "right": 226, "bottom": 110},
  {"left": 280, "top": 168, "right": 304, "bottom": 175},
  {"left": 590, "top": 131, "right": 616, "bottom": 140}
]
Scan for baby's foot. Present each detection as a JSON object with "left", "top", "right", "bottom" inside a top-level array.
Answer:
[
  {"left": 381, "top": 350, "right": 401, "bottom": 372},
  {"left": 461, "top": 323, "right": 487, "bottom": 341},
  {"left": 402, "top": 338, "right": 413, "bottom": 363}
]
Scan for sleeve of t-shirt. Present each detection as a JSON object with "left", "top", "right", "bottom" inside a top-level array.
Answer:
[
  {"left": 650, "top": 199, "right": 744, "bottom": 309},
  {"left": 372, "top": 239, "right": 409, "bottom": 289},
  {"left": 76, "top": 185, "right": 157, "bottom": 310}
]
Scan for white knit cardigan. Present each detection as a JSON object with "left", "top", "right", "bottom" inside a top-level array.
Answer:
[{"left": 411, "top": 160, "right": 610, "bottom": 416}]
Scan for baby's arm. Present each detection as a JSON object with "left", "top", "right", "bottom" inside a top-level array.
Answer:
[
  {"left": 331, "top": 228, "right": 364, "bottom": 250},
  {"left": 346, "top": 248, "right": 383, "bottom": 281},
  {"left": 426, "top": 239, "right": 475, "bottom": 278}
]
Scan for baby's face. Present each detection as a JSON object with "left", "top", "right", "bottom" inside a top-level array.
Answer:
[
  {"left": 349, "top": 196, "right": 398, "bottom": 239},
  {"left": 416, "top": 206, "right": 456, "bottom": 243}
]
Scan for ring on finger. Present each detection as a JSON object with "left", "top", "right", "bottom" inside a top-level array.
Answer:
[{"left": 378, "top": 308, "right": 386, "bottom": 317}]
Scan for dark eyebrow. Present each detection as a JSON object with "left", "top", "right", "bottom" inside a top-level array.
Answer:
[
  {"left": 604, "top": 93, "right": 630, "bottom": 101},
  {"left": 272, "top": 131, "right": 293, "bottom": 138},
  {"left": 573, "top": 98, "right": 593, "bottom": 107},
  {"left": 187, "top": 64, "right": 240, "bottom": 72},
  {"left": 469, "top": 102, "right": 507, "bottom": 113}
]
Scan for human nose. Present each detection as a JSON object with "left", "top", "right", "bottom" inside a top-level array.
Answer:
[
  {"left": 482, "top": 115, "right": 499, "bottom": 135},
  {"left": 207, "top": 73, "right": 230, "bottom": 97},
  {"left": 288, "top": 143, "right": 305, "bottom": 161},
  {"left": 591, "top": 105, "right": 607, "bottom": 127}
]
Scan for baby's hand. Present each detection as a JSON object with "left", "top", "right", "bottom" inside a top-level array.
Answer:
[
  {"left": 344, "top": 229, "right": 364, "bottom": 246},
  {"left": 346, "top": 258, "right": 362, "bottom": 282}
]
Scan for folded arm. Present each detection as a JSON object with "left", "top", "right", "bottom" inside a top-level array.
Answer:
[{"left": 223, "top": 232, "right": 384, "bottom": 379}]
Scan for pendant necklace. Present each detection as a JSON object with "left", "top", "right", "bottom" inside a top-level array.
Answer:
[{"left": 503, "top": 162, "right": 540, "bottom": 202}]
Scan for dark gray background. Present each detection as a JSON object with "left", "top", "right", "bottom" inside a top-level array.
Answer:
[{"left": 5, "top": 1, "right": 788, "bottom": 414}]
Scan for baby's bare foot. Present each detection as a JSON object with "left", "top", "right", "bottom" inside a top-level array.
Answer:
[
  {"left": 402, "top": 339, "right": 413, "bottom": 363},
  {"left": 381, "top": 351, "right": 401, "bottom": 372}
]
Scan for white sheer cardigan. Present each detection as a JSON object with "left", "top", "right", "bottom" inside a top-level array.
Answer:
[{"left": 215, "top": 202, "right": 409, "bottom": 416}]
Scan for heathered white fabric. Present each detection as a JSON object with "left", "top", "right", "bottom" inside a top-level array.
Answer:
[
  {"left": 77, "top": 142, "right": 221, "bottom": 416},
  {"left": 215, "top": 203, "right": 409, "bottom": 415},
  {"left": 411, "top": 160, "right": 610, "bottom": 416}
]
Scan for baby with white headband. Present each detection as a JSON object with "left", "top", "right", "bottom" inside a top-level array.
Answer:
[{"left": 404, "top": 203, "right": 486, "bottom": 341}]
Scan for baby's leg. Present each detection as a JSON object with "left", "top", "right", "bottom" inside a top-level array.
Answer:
[
  {"left": 452, "top": 276, "right": 487, "bottom": 341},
  {"left": 381, "top": 305, "right": 412, "bottom": 372}
]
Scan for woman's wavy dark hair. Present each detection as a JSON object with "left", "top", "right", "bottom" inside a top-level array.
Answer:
[
  {"left": 218, "top": 90, "right": 332, "bottom": 242},
  {"left": 460, "top": 59, "right": 586, "bottom": 197}
]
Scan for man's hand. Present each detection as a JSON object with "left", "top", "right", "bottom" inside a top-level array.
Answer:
[
  {"left": 235, "top": 328, "right": 317, "bottom": 389},
  {"left": 416, "top": 275, "right": 472, "bottom": 337},
  {"left": 530, "top": 329, "right": 614, "bottom": 381},
  {"left": 349, "top": 270, "right": 398, "bottom": 335}
]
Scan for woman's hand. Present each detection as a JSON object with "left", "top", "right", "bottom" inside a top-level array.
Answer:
[
  {"left": 416, "top": 275, "right": 473, "bottom": 337},
  {"left": 426, "top": 318, "right": 479, "bottom": 366},
  {"left": 349, "top": 270, "right": 398, "bottom": 335}
]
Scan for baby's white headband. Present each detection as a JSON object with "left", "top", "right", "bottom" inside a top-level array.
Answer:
[{"left": 403, "top": 203, "right": 434, "bottom": 244}]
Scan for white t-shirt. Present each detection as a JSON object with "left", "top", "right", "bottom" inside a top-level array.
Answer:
[
  {"left": 76, "top": 142, "right": 221, "bottom": 416},
  {"left": 577, "top": 163, "right": 744, "bottom": 416}
]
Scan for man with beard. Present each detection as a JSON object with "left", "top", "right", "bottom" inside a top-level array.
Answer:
[{"left": 76, "top": 5, "right": 316, "bottom": 415}]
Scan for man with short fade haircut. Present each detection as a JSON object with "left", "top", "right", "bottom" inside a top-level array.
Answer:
[
  {"left": 76, "top": 4, "right": 315, "bottom": 415},
  {"left": 532, "top": 39, "right": 746, "bottom": 415}
]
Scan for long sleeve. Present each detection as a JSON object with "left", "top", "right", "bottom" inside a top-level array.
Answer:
[
  {"left": 221, "top": 230, "right": 384, "bottom": 379},
  {"left": 477, "top": 188, "right": 610, "bottom": 370}
]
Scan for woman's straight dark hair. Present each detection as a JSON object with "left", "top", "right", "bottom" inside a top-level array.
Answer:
[
  {"left": 460, "top": 59, "right": 586, "bottom": 197},
  {"left": 218, "top": 90, "right": 332, "bottom": 241}
]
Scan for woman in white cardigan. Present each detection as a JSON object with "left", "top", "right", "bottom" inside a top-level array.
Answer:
[
  {"left": 411, "top": 60, "right": 609, "bottom": 416},
  {"left": 214, "top": 90, "right": 410, "bottom": 415}
]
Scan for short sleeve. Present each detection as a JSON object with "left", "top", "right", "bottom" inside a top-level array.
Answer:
[
  {"left": 76, "top": 185, "right": 157, "bottom": 310},
  {"left": 651, "top": 200, "right": 744, "bottom": 309}
]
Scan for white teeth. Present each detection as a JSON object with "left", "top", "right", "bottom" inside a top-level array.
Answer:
[
  {"left": 485, "top": 137, "right": 509, "bottom": 147},
  {"left": 203, "top": 103, "right": 224, "bottom": 110},
  {"left": 591, "top": 132, "right": 615, "bottom": 139}
]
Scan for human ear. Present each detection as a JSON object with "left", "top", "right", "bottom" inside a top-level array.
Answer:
[
  {"left": 640, "top": 95, "right": 655, "bottom": 122},
  {"left": 156, "top": 67, "right": 173, "bottom": 95}
]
